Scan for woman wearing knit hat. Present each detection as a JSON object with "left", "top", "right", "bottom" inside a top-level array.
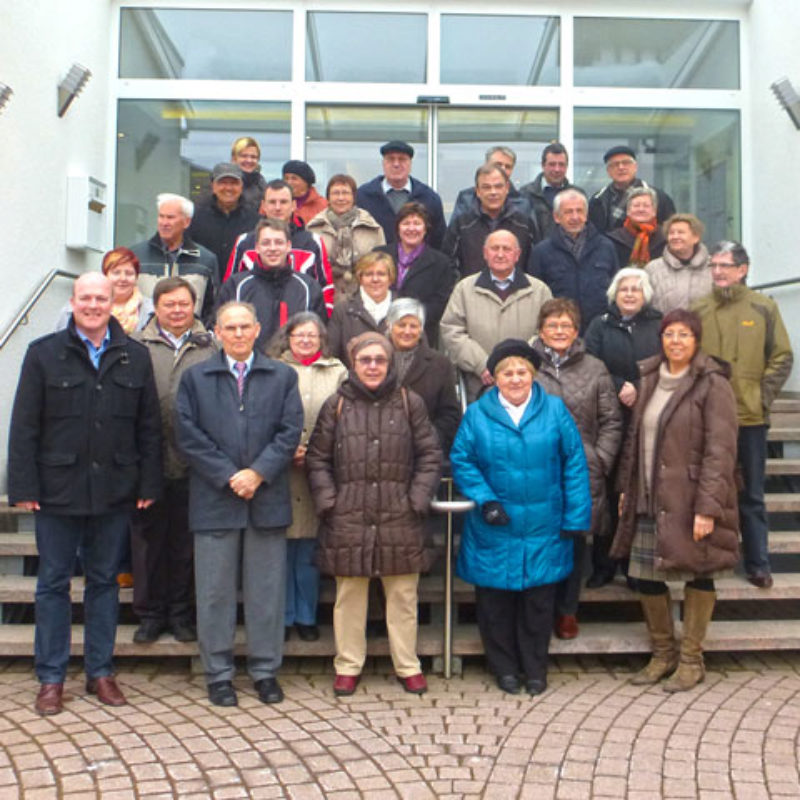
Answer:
[{"left": 283, "top": 160, "right": 328, "bottom": 225}]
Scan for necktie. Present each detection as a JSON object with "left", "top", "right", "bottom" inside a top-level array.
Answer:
[{"left": 234, "top": 361, "right": 247, "bottom": 398}]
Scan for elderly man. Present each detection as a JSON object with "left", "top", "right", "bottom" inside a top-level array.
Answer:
[
  {"left": 8, "top": 273, "right": 162, "bottom": 715},
  {"left": 443, "top": 163, "right": 539, "bottom": 279},
  {"left": 450, "top": 146, "right": 532, "bottom": 224},
  {"left": 356, "top": 140, "right": 446, "bottom": 249},
  {"left": 645, "top": 213, "right": 712, "bottom": 313},
  {"left": 440, "top": 229, "right": 552, "bottom": 402},
  {"left": 588, "top": 146, "right": 675, "bottom": 233},
  {"left": 188, "top": 162, "right": 260, "bottom": 284},
  {"left": 130, "top": 193, "right": 218, "bottom": 324},
  {"left": 131, "top": 277, "right": 218, "bottom": 645},
  {"left": 520, "top": 142, "right": 580, "bottom": 239},
  {"left": 693, "top": 242, "right": 794, "bottom": 589},
  {"left": 175, "top": 301, "right": 302, "bottom": 707},
  {"left": 530, "top": 189, "right": 619, "bottom": 332},
  {"left": 217, "top": 218, "right": 326, "bottom": 350}
]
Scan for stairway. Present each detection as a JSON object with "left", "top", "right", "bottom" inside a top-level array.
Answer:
[{"left": 2, "top": 394, "right": 800, "bottom": 671}]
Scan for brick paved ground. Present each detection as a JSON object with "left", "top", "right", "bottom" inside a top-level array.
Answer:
[{"left": 0, "top": 652, "right": 798, "bottom": 799}]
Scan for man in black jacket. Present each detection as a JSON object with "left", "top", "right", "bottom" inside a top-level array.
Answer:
[
  {"left": 519, "top": 142, "right": 579, "bottom": 239},
  {"left": 7, "top": 273, "right": 162, "bottom": 716}
]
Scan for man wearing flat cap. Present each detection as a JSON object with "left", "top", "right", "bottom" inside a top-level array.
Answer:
[
  {"left": 588, "top": 146, "right": 675, "bottom": 234},
  {"left": 356, "top": 141, "right": 447, "bottom": 249}
]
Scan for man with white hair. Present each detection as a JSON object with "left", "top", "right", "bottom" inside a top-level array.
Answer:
[{"left": 130, "top": 193, "right": 219, "bottom": 325}]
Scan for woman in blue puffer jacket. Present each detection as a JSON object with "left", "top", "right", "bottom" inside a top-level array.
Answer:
[{"left": 450, "top": 339, "right": 591, "bottom": 697}]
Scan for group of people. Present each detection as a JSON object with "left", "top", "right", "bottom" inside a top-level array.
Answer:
[{"left": 7, "top": 135, "right": 794, "bottom": 714}]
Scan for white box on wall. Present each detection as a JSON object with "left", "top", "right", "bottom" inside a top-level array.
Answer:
[{"left": 65, "top": 176, "right": 107, "bottom": 252}]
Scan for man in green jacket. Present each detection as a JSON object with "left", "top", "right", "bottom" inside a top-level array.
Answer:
[{"left": 694, "top": 241, "right": 794, "bottom": 588}]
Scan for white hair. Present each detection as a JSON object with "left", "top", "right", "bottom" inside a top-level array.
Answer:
[
  {"left": 553, "top": 188, "right": 588, "bottom": 215},
  {"left": 607, "top": 267, "right": 654, "bottom": 304},
  {"left": 157, "top": 193, "right": 194, "bottom": 219}
]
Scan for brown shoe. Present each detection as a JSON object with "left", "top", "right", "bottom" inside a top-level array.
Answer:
[
  {"left": 86, "top": 676, "right": 127, "bottom": 707},
  {"left": 35, "top": 683, "right": 64, "bottom": 716},
  {"left": 555, "top": 614, "right": 579, "bottom": 640}
]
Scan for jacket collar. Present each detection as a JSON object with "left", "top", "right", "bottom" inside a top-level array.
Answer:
[
  {"left": 474, "top": 266, "right": 529, "bottom": 294},
  {"left": 203, "top": 348, "right": 276, "bottom": 374},
  {"left": 477, "top": 383, "right": 547, "bottom": 431},
  {"left": 139, "top": 316, "right": 213, "bottom": 347},
  {"left": 147, "top": 231, "right": 203, "bottom": 258}
]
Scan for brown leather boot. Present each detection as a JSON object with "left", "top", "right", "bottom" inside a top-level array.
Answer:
[
  {"left": 35, "top": 683, "right": 64, "bottom": 715},
  {"left": 630, "top": 592, "right": 679, "bottom": 685},
  {"left": 663, "top": 586, "right": 716, "bottom": 693}
]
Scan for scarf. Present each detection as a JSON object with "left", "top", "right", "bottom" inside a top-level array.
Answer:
[
  {"left": 112, "top": 288, "right": 143, "bottom": 334},
  {"left": 327, "top": 207, "right": 359, "bottom": 279},
  {"left": 298, "top": 351, "right": 322, "bottom": 366},
  {"left": 394, "top": 346, "right": 418, "bottom": 383},
  {"left": 623, "top": 217, "right": 657, "bottom": 266},
  {"left": 360, "top": 287, "right": 392, "bottom": 325},
  {"left": 396, "top": 243, "right": 425, "bottom": 288}
]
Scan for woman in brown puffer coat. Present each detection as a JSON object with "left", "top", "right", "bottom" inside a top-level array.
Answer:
[
  {"left": 306, "top": 332, "right": 442, "bottom": 697},
  {"left": 611, "top": 308, "right": 739, "bottom": 692}
]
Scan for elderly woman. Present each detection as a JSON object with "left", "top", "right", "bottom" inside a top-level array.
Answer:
[
  {"left": 231, "top": 136, "right": 267, "bottom": 208},
  {"left": 377, "top": 201, "right": 457, "bottom": 348},
  {"left": 283, "top": 160, "right": 328, "bottom": 226},
  {"left": 306, "top": 174, "right": 385, "bottom": 299},
  {"left": 645, "top": 214, "right": 712, "bottom": 313},
  {"left": 450, "top": 339, "right": 591, "bottom": 696},
  {"left": 583, "top": 267, "right": 663, "bottom": 587},
  {"left": 327, "top": 251, "right": 395, "bottom": 366},
  {"left": 387, "top": 298, "right": 461, "bottom": 454},
  {"left": 306, "top": 332, "right": 442, "bottom": 696},
  {"left": 611, "top": 309, "right": 739, "bottom": 692},
  {"left": 270, "top": 312, "right": 347, "bottom": 642},
  {"left": 607, "top": 187, "right": 666, "bottom": 268},
  {"left": 531, "top": 299, "right": 622, "bottom": 640}
]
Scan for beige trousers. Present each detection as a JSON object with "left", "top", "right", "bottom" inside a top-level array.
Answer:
[{"left": 333, "top": 573, "right": 421, "bottom": 677}]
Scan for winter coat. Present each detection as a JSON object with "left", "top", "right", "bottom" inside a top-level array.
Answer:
[
  {"left": 693, "top": 283, "right": 794, "bottom": 426},
  {"left": 532, "top": 339, "right": 622, "bottom": 536},
  {"left": 174, "top": 350, "right": 303, "bottom": 532},
  {"left": 610, "top": 352, "right": 740, "bottom": 574},
  {"left": 132, "top": 317, "right": 218, "bottom": 480},
  {"left": 588, "top": 179, "right": 676, "bottom": 233},
  {"left": 307, "top": 207, "right": 385, "bottom": 298},
  {"left": 439, "top": 269, "right": 552, "bottom": 402},
  {"left": 294, "top": 186, "right": 328, "bottom": 226},
  {"left": 450, "top": 384, "right": 591, "bottom": 591},
  {"left": 216, "top": 264, "right": 326, "bottom": 351},
  {"left": 305, "top": 373, "right": 443, "bottom": 577},
  {"left": 280, "top": 352, "right": 347, "bottom": 539},
  {"left": 530, "top": 223, "right": 619, "bottom": 332},
  {"left": 398, "top": 343, "right": 462, "bottom": 455},
  {"left": 131, "top": 232, "right": 219, "bottom": 324},
  {"left": 645, "top": 243, "right": 712, "bottom": 314},
  {"left": 607, "top": 225, "right": 666, "bottom": 268},
  {"left": 356, "top": 175, "right": 447, "bottom": 249},
  {"left": 519, "top": 173, "right": 580, "bottom": 239},
  {"left": 241, "top": 170, "right": 267, "bottom": 209},
  {"left": 377, "top": 242, "right": 457, "bottom": 348},
  {"left": 7, "top": 317, "right": 163, "bottom": 513},
  {"left": 583, "top": 303, "right": 663, "bottom": 393},
  {"left": 442, "top": 202, "right": 539, "bottom": 278},
  {"left": 327, "top": 291, "right": 392, "bottom": 367}
]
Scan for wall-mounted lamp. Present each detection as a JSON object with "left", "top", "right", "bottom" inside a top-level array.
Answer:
[
  {"left": 58, "top": 63, "right": 91, "bottom": 117},
  {"left": 0, "top": 83, "right": 12, "bottom": 115},
  {"left": 770, "top": 77, "right": 800, "bottom": 131}
]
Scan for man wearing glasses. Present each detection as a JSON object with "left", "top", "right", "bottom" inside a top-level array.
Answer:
[
  {"left": 588, "top": 145, "right": 675, "bottom": 233},
  {"left": 694, "top": 241, "right": 794, "bottom": 589}
]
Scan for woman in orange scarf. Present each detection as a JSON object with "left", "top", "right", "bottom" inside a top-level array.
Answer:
[{"left": 607, "top": 187, "right": 666, "bottom": 268}]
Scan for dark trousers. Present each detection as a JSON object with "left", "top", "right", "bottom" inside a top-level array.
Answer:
[
  {"left": 475, "top": 583, "right": 557, "bottom": 682},
  {"left": 738, "top": 424, "right": 770, "bottom": 575},
  {"left": 555, "top": 536, "right": 585, "bottom": 616},
  {"left": 131, "top": 478, "right": 194, "bottom": 625}
]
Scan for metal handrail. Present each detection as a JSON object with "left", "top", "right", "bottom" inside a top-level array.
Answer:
[
  {"left": 750, "top": 277, "right": 800, "bottom": 291},
  {"left": 0, "top": 269, "right": 80, "bottom": 349}
]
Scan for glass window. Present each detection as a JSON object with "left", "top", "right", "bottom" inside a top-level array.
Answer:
[
  {"left": 573, "top": 108, "right": 741, "bottom": 242},
  {"left": 115, "top": 100, "right": 290, "bottom": 246},
  {"left": 306, "top": 12, "right": 427, "bottom": 83},
  {"left": 574, "top": 18, "right": 739, "bottom": 89},
  {"left": 440, "top": 15, "right": 559, "bottom": 85},
  {"left": 119, "top": 9, "right": 292, "bottom": 80}
]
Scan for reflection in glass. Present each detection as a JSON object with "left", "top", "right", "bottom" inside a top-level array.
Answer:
[
  {"left": 441, "top": 15, "right": 559, "bottom": 85},
  {"left": 306, "top": 12, "right": 427, "bottom": 83},
  {"left": 574, "top": 108, "right": 740, "bottom": 242},
  {"left": 115, "top": 100, "right": 290, "bottom": 246},
  {"left": 119, "top": 9, "right": 292, "bottom": 80},
  {"left": 574, "top": 18, "right": 739, "bottom": 89}
]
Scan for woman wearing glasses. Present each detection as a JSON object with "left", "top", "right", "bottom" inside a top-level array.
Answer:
[
  {"left": 611, "top": 308, "right": 739, "bottom": 692},
  {"left": 306, "top": 332, "right": 442, "bottom": 696}
]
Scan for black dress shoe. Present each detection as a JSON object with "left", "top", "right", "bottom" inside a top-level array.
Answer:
[
  {"left": 295, "top": 624, "right": 320, "bottom": 642},
  {"left": 208, "top": 681, "right": 237, "bottom": 707},
  {"left": 747, "top": 571, "right": 774, "bottom": 589},
  {"left": 133, "top": 619, "right": 167, "bottom": 644},
  {"left": 586, "top": 571, "right": 615, "bottom": 589},
  {"left": 496, "top": 674, "right": 521, "bottom": 695},
  {"left": 255, "top": 678, "right": 284, "bottom": 704},
  {"left": 526, "top": 678, "right": 547, "bottom": 696},
  {"left": 284, "top": 626, "right": 292, "bottom": 642},
  {"left": 170, "top": 620, "right": 197, "bottom": 642}
]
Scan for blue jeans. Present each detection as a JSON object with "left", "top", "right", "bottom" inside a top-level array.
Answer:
[
  {"left": 34, "top": 511, "right": 129, "bottom": 684},
  {"left": 285, "top": 539, "right": 319, "bottom": 626},
  {"left": 738, "top": 425, "right": 770, "bottom": 575}
]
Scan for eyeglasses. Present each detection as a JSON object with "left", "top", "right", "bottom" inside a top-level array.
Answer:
[
  {"left": 289, "top": 332, "right": 320, "bottom": 340},
  {"left": 355, "top": 356, "right": 389, "bottom": 367},
  {"left": 710, "top": 261, "right": 740, "bottom": 269}
]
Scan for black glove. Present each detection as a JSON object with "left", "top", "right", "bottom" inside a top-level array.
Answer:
[{"left": 482, "top": 501, "right": 510, "bottom": 526}]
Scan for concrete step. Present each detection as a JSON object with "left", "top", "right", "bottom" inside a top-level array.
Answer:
[
  {"left": 766, "top": 458, "right": 800, "bottom": 475},
  {"left": 765, "top": 493, "right": 800, "bottom": 512},
  {"left": 768, "top": 428, "right": 800, "bottom": 442}
]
